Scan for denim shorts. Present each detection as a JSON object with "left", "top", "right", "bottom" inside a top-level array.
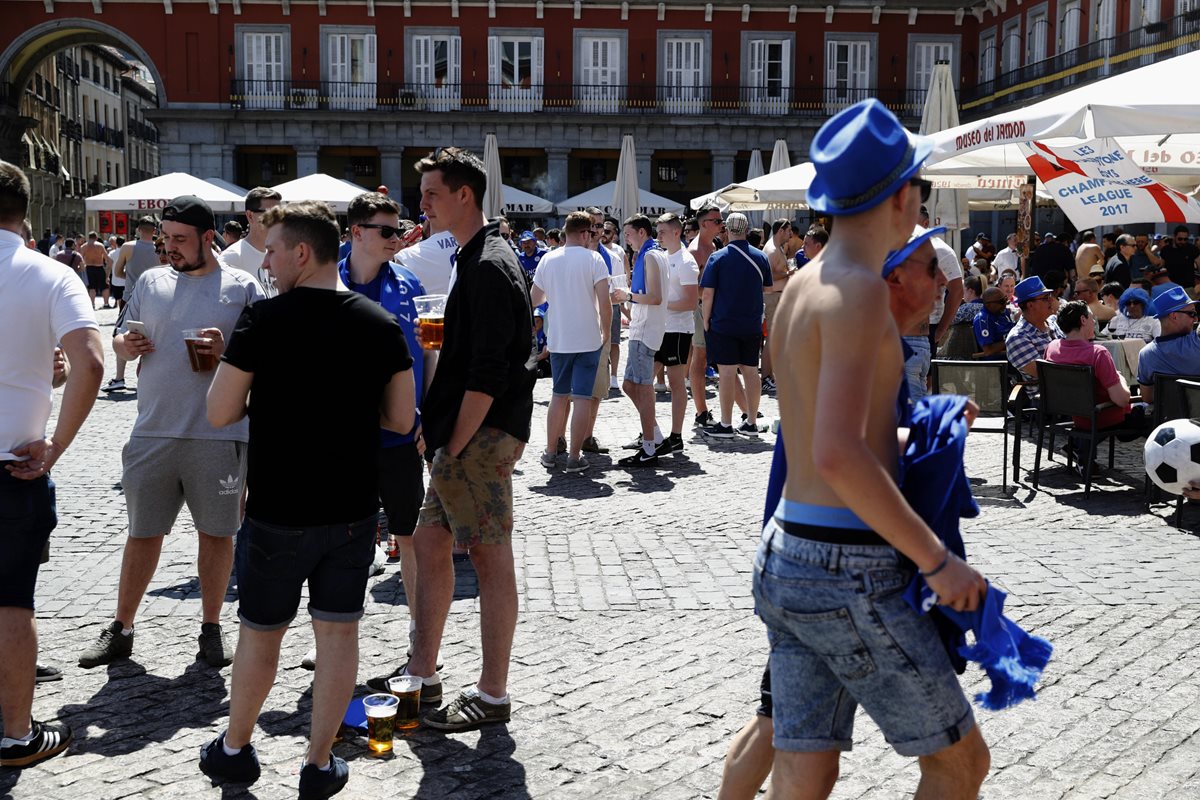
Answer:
[
  {"left": 550, "top": 347, "right": 602, "bottom": 398},
  {"left": 751, "top": 519, "right": 975, "bottom": 757},
  {"left": 623, "top": 339, "right": 656, "bottom": 385},
  {"left": 235, "top": 513, "right": 377, "bottom": 631},
  {"left": 902, "top": 334, "right": 931, "bottom": 403},
  {"left": 0, "top": 470, "right": 57, "bottom": 609}
]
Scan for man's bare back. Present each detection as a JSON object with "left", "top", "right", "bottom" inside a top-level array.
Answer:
[
  {"left": 80, "top": 240, "right": 107, "bottom": 267},
  {"left": 689, "top": 236, "right": 716, "bottom": 280},
  {"left": 771, "top": 255, "right": 903, "bottom": 509},
  {"left": 1075, "top": 242, "right": 1103, "bottom": 274}
]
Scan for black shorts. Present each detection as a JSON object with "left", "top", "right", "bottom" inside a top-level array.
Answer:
[
  {"left": 654, "top": 331, "right": 693, "bottom": 366},
  {"left": 756, "top": 664, "right": 772, "bottom": 718},
  {"left": 0, "top": 470, "right": 57, "bottom": 610},
  {"left": 110, "top": 284, "right": 125, "bottom": 301},
  {"left": 379, "top": 442, "right": 424, "bottom": 537},
  {"left": 705, "top": 329, "right": 762, "bottom": 368},
  {"left": 85, "top": 265, "right": 107, "bottom": 291},
  {"left": 235, "top": 514, "right": 376, "bottom": 630}
]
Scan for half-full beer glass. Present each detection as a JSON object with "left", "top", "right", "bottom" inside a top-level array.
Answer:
[{"left": 414, "top": 294, "right": 447, "bottom": 350}]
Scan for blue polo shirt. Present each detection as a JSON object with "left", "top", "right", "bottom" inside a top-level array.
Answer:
[
  {"left": 339, "top": 258, "right": 426, "bottom": 446},
  {"left": 1136, "top": 330, "right": 1200, "bottom": 386},
  {"left": 700, "top": 240, "right": 772, "bottom": 338},
  {"left": 517, "top": 249, "right": 544, "bottom": 280},
  {"left": 972, "top": 307, "right": 1015, "bottom": 358}
]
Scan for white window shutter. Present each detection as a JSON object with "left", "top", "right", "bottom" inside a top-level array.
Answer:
[
  {"left": 413, "top": 35, "right": 430, "bottom": 84},
  {"left": 780, "top": 38, "right": 791, "bottom": 89},
  {"left": 749, "top": 39, "right": 764, "bottom": 89},
  {"left": 533, "top": 37, "right": 544, "bottom": 86},
  {"left": 365, "top": 34, "right": 377, "bottom": 83},
  {"left": 825, "top": 39, "right": 837, "bottom": 87},
  {"left": 449, "top": 35, "right": 462, "bottom": 87},
  {"left": 487, "top": 36, "right": 498, "bottom": 86}
]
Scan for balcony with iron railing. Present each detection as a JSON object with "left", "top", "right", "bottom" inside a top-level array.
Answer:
[
  {"left": 129, "top": 167, "right": 155, "bottom": 183},
  {"left": 84, "top": 120, "right": 125, "bottom": 148},
  {"left": 127, "top": 116, "right": 158, "bottom": 143},
  {"left": 963, "top": 8, "right": 1200, "bottom": 118},
  {"left": 228, "top": 79, "right": 927, "bottom": 121},
  {"left": 61, "top": 117, "right": 83, "bottom": 142}
]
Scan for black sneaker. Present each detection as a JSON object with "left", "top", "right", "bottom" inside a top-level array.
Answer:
[
  {"left": 738, "top": 421, "right": 762, "bottom": 437},
  {"left": 0, "top": 720, "right": 72, "bottom": 768},
  {"left": 761, "top": 376, "right": 777, "bottom": 393},
  {"left": 424, "top": 690, "right": 511, "bottom": 732},
  {"left": 702, "top": 422, "right": 736, "bottom": 439},
  {"left": 365, "top": 667, "right": 443, "bottom": 705},
  {"left": 581, "top": 436, "right": 609, "bottom": 454},
  {"left": 694, "top": 410, "right": 714, "bottom": 427},
  {"left": 78, "top": 620, "right": 133, "bottom": 668},
  {"left": 617, "top": 449, "right": 658, "bottom": 468},
  {"left": 299, "top": 754, "right": 349, "bottom": 800},
  {"left": 662, "top": 433, "right": 684, "bottom": 453},
  {"left": 197, "top": 622, "right": 234, "bottom": 667},
  {"left": 741, "top": 412, "right": 766, "bottom": 421},
  {"left": 199, "top": 733, "right": 261, "bottom": 785},
  {"left": 35, "top": 664, "right": 62, "bottom": 683}
]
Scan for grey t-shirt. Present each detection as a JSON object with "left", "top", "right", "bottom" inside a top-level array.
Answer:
[
  {"left": 118, "top": 265, "right": 266, "bottom": 441},
  {"left": 123, "top": 239, "right": 159, "bottom": 289}
]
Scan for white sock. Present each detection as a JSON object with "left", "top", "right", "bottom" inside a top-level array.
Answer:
[
  {"left": 120, "top": 626, "right": 133, "bottom": 636},
  {"left": 653, "top": 426, "right": 664, "bottom": 444},
  {"left": 721, "top": 418, "right": 732, "bottom": 427},
  {"left": 642, "top": 441, "right": 656, "bottom": 456},
  {"left": 475, "top": 686, "right": 509, "bottom": 705},
  {"left": 309, "top": 759, "right": 331, "bottom": 772},
  {"left": 2, "top": 729, "right": 37, "bottom": 748},
  {"left": 402, "top": 666, "right": 440, "bottom": 685},
  {"left": 222, "top": 736, "right": 242, "bottom": 757}
]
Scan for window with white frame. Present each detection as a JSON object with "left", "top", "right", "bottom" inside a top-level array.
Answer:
[
  {"left": 239, "top": 28, "right": 287, "bottom": 110},
  {"left": 825, "top": 37, "right": 873, "bottom": 111},
  {"left": 1061, "top": 0, "right": 1083, "bottom": 50},
  {"left": 979, "top": 30, "right": 997, "bottom": 83},
  {"left": 488, "top": 31, "right": 544, "bottom": 111},
  {"left": 1001, "top": 20, "right": 1022, "bottom": 74},
  {"left": 409, "top": 30, "right": 461, "bottom": 111},
  {"left": 580, "top": 36, "right": 620, "bottom": 110},
  {"left": 662, "top": 37, "right": 706, "bottom": 113},
  {"left": 324, "top": 27, "right": 376, "bottom": 111},
  {"left": 1027, "top": 10, "right": 1049, "bottom": 64},
  {"left": 910, "top": 39, "right": 957, "bottom": 108},
  {"left": 744, "top": 34, "right": 792, "bottom": 115}
]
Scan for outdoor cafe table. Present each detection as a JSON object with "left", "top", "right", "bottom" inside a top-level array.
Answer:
[{"left": 1097, "top": 337, "right": 1146, "bottom": 385}]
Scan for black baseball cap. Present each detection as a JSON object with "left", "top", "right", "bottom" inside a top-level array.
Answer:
[{"left": 162, "top": 195, "right": 215, "bottom": 232}]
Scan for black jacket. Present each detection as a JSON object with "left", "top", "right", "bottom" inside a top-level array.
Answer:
[{"left": 422, "top": 221, "right": 536, "bottom": 453}]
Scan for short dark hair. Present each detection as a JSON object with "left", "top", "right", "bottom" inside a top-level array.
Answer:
[
  {"left": 415, "top": 147, "right": 487, "bottom": 211},
  {"left": 1100, "top": 281, "right": 1123, "bottom": 300},
  {"left": 683, "top": 218, "right": 700, "bottom": 234},
  {"left": 563, "top": 211, "right": 592, "bottom": 235},
  {"left": 1116, "top": 234, "right": 1136, "bottom": 247},
  {"left": 0, "top": 160, "right": 31, "bottom": 224},
  {"left": 546, "top": 228, "right": 562, "bottom": 241},
  {"left": 259, "top": 200, "right": 340, "bottom": 264},
  {"left": 115, "top": 236, "right": 125, "bottom": 247},
  {"left": 622, "top": 214, "right": 654, "bottom": 237},
  {"left": 746, "top": 230, "right": 764, "bottom": 248},
  {"left": 770, "top": 218, "right": 792, "bottom": 236},
  {"left": 694, "top": 202, "right": 721, "bottom": 219},
  {"left": 1174, "top": 225, "right": 1191, "bottom": 236},
  {"left": 964, "top": 274, "right": 983, "bottom": 297},
  {"left": 347, "top": 191, "right": 401, "bottom": 228},
  {"left": 1056, "top": 300, "right": 1090, "bottom": 333},
  {"left": 245, "top": 186, "right": 282, "bottom": 213},
  {"left": 806, "top": 226, "right": 829, "bottom": 245},
  {"left": 223, "top": 220, "right": 243, "bottom": 234}
]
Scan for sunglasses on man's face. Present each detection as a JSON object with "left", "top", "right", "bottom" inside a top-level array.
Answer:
[
  {"left": 909, "top": 177, "right": 933, "bottom": 203},
  {"left": 358, "top": 223, "right": 402, "bottom": 239}
]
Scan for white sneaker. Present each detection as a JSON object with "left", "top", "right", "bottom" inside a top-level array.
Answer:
[
  {"left": 301, "top": 646, "right": 316, "bottom": 670},
  {"left": 654, "top": 383, "right": 668, "bottom": 393},
  {"left": 609, "top": 375, "right": 619, "bottom": 390},
  {"left": 370, "top": 545, "right": 387, "bottom": 576},
  {"left": 102, "top": 378, "right": 125, "bottom": 392}
]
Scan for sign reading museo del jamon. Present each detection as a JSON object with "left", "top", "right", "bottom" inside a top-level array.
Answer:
[{"left": 1018, "top": 138, "right": 1200, "bottom": 228}]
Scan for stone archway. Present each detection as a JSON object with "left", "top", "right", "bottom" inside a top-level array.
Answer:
[{"left": 1, "top": 18, "right": 168, "bottom": 107}]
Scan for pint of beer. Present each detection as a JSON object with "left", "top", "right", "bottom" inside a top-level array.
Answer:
[
  {"left": 387, "top": 675, "right": 423, "bottom": 730},
  {"left": 181, "top": 328, "right": 217, "bottom": 372},
  {"left": 413, "top": 294, "right": 447, "bottom": 350},
  {"left": 363, "top": 693, "right": 399, "bottom": 755}
]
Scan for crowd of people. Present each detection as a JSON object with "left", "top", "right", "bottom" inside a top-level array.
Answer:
[{"left": 7, "top": 102, "right": 1200, "bottom": 798}]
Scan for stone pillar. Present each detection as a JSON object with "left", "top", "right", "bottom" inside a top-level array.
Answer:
[
  {"left": 711, "top": 150, "right": 736, "bottom": 192},
  {"left": 636, "top": 151, "right": 651, "bottom": 190},
  {"left": 545, "top": 146, "right": 569, "bottom": 207},
  {"left": 380, "top": 147, "right": 405, "bottom": 198},
  {"left": 296, "top": 147, "right": 319, "bottom": 177},
  {"left": 221, "top": 145, "right": 237, "bottom": 184}
]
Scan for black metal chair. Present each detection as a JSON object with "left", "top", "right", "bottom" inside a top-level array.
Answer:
[
  {"left": 930, "top": 359, "right": 1012, "bottom": 493},
  {"left": 1179, "top": 379, "right": 1200, "bottom": 419},
  {"left": 1032, "top": 360, "right": 1142, "bottom": 499}
]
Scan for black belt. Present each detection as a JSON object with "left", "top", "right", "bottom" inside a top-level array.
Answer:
[{"left": 776, "top": 518, "right": 890, "bottom": 547}]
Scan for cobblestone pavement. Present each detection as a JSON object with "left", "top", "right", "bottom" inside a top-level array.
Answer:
[{"left": 2, "top": 307, "right": 1199, "bottom": 799}]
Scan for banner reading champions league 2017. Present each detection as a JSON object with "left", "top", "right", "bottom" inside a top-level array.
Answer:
[{"left": 1018, "top": 138, "right": 1200, "bottom": 229}]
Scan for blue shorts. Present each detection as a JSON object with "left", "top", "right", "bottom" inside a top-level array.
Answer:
[
  {"left": 550, "top": 348, "right": 603, "bottom": 398},
  {"left": 624, "top": 339, "right": 656, "bottom": 385},
  {"left": 0, "top": 470, "right": 57, "bottom": 610},
  {"left": 706, "top": 329, "right": 761, "bottom": 368},
  {"left": 235, "top": 514, "right": 377, "bottom": 631},
  {"left": 751, "top": 517, "right": 975, "bottom": 757}
]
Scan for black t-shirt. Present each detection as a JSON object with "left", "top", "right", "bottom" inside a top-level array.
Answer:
[
  {"left": 1160, "top": 242, "right": 1200, "bottom": 287},
  {"left": 1104, "top": 254, "right": 1132, "bottom": 290},
  {"left": 222, "top": 287, "right": 413, "bottom": 526}
]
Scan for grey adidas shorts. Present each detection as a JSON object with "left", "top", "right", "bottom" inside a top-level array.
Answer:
[{"left": 121, "top": 436, "right": 247, "bottom": 538}]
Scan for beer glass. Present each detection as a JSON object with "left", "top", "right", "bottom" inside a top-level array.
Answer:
[
  {"left": 413, "top": 294, "right": 447, "bottom": 350},
  {"left": 181, "top": 328, "right": 216, "bottom": 372},
  {"left": 387, "top": 675, "right": 423, "bottom": 730},
  {"left": 363, "top": 693, "right": 399, "bottom": 754}
]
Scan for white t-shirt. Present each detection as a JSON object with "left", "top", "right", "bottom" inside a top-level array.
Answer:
[
  {"left": 108, "top": 247, "right": 125, "bottom": 286},
  {"left": 532, "top": 245, "right": 609, "bottom": 354},
  {"left": 627, "top": 249, "right": 671, "bottom": 351},
  {"left": 394, "top": 231, "right": 458, "bottom": 295},
  {"left": 664, "top": 247, "right": 700, "bottom": 334},
  {"left": 993, "top": 246, "right": 1019, "bottom": 275},
  {"left": 930, "top": 236, "right": 965, "bottom": 324},
  {"left": 218, "top": 238, "right": 273, "bottom": 296},
  {"left": 604, "top": 243, "right": 626, "bottom": 276},
  {"left": 0, "top": 230, "right": 98, "bottom": 459}
]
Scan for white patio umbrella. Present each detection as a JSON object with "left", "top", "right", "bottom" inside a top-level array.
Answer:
[
  {"left": 482, "top": 133, "right": 505, "bottom": 220},
  {"left": 204, "top": 177, "right": 250, "bottom": 198},
  {"left": 692, "top": 163, "right": 816, "bottom": 212},
  {"left": 500, "top": 184, "right": 555, "bottom": 216},
  {"left": 768, "top": 139, "right": 798, "bottom": 222},
  {"left": 612, "top": 134, "right": 641, "bottom": 224},
  {"left": 744, "top": 149, "right": 765, "bottom": 230},
  {"left": 919, "top": 62, "right": 970, "bottom": 254},
  {"left": 271, "top": 174, "right": 365, "bottom": 213},
  {"left": 557, "top": 181, "right": 684, "bottom": 216},
  {"left": 85, "top": 172, "right": 245, "bottom": 213}
]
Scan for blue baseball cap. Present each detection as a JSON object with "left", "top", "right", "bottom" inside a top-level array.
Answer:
[
  {"left": 1150, "top": 285, "right": 1198, "bottom": 319},
  {"left": 518, "top": 231, "right": 536, "bottom": 243},
  {"left": 883, "top": 225, "right": 947, "bottom": 277},
  {"left": 1014, "top": 276, "right": 1054, "bottom": 304},
  {"left": 807, "top": 99, "right": 933, "bottom": 217}
]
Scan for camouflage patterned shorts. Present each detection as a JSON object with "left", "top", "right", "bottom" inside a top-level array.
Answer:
[{"left": 418, "top": 427, "right": 525, "bottom": 547}]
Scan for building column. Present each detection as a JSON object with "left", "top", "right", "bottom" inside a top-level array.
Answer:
[
  {"left": 221, "top": 145, "right": 236, "bottom": 184},
  {"left": 636, "top": 151, "right": 651, "bottom": 190},
  {"left": 380, "top": 147, "right": 405, "bottom": 198},
  {"left": 545, "top": 146, "right": 569, "bottom": 205},
  {"left": 296, "top": 147, "right": 319, "bottom": 177},
  {"left": 711, "top": 150, "right": 736, "bottom": 192}
]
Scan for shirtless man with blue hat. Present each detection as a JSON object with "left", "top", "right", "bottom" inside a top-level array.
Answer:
[{"left": 751, "top": 99, "right": 991, "bottom": 800}]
